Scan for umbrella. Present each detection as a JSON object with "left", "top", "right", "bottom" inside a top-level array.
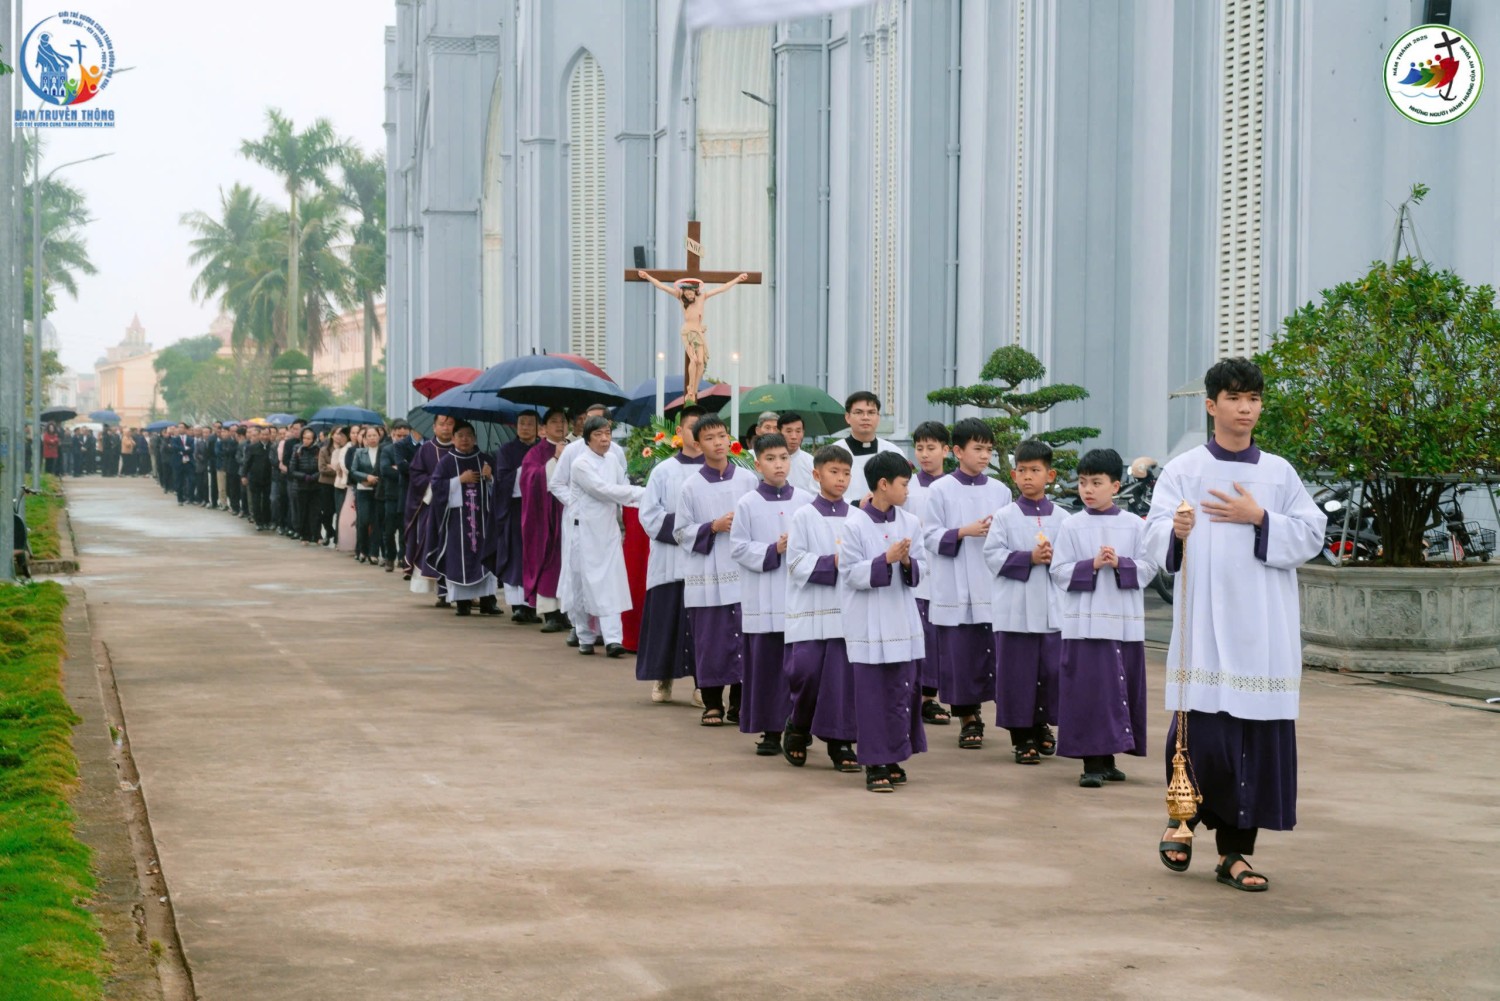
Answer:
[
  {"left": 145, "top": 419, "right": 176, "bottom": 432},
  {"left": 736, "top": 383, "right": 848, "bottom": 437},
  {"left": 547, "top": 352, "right": 612, "bottom": 382},
  {"left": 422, "top": 383, "right": 529, "bottom": 426},
  {"left": 404, "top": 405, "right": 514, "bottom": 454},
  {"left": 265, "top": 413, "right": 298, "bottom": 427},
  {"left": 413, "top": 366, "right": 483, "bottom": 400},
  {"left": 88, "top": 409, "right": 121, "bottom": 425},
  {"left": 465, "top": 354, "right": 589, "bottom": 395},
  {"left": 310, "top": 405, "right": 385, "bottom": 425},
  {"left": 40, "top": 407, "right": 77, "bottom": 423},
  {"left": 663, "top": 384, "right": 753, "bottom": 415},
  {"left": 611, "top": 375, "right": 714, "bottom": 427},
  {"left": 244, "top": 417, "right": 270, "bottom": 427},
  {"left": 495, "top": 368, "right": 628, "bottom": 411}
]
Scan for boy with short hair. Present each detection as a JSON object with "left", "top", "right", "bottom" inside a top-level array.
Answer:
[
  {"left": 778, "top": 412, "right": 816, "bottom": 493},
  {"left": 1145, "top": 357, "right": 1325, "bottom": 890},
  {"left": 841, "top": 451, "right": 928, "bottom": 792},
  {"left": 1049, "top": 448, "right": 1158, "bottom": 787},
  {"left": 731, "top": 433, "right": 813, "bottom": 755},
  {"left": 905, "top": 421, "right": 951, "bottom": 725},
  {"left": 921, "top": 417, "right": 1011, "bottom": 750},
  {"left": 636, "top": 406, "right": 707, "bottom": 701},
  {"left": 983, "top": 438, "right": 1067, "bottom": 763},
  {"left": 674, "top": 415, "right": 756, "bottom": 724},
  {"left": 781, "top": 445, "right": 860, "bottom": 772}
]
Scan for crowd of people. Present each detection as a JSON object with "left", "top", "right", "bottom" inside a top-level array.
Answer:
[
  {"left": 124, "top": 357, "right": 1322, "bottom": 891},
  {"left": 37, "top": 424, "right": 151, "bottom": 477}
]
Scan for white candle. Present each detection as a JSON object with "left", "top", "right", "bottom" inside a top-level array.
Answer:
[
  {"left": 730, "top": 351, "right": 741, "bottom": 441},
  {"left": 656, "top": 351, "right": 666, "bottom": 421}
]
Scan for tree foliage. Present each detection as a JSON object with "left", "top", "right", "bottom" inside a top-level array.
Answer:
[
  {"left": 152, "top": 335, "right": 225, "bottom": 417},
  {"left": 1256, "top": 257, "right": 1500, "bottom": 566},
  {"left": 926, "top": 345, "right": 1100, "bottom": 488}
]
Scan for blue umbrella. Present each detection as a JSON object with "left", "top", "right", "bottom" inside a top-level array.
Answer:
[
  {"left": 423, "top": 384, "right": 530, "bottom": 425},
  {"left": 88, "top": 409, "right": 121, "bottom": 424},
  {"left": 465, "top": 354, "right": 586, "bottom": 396},
  {"left": 310, "top": 404, "right": 385, "bottom": 425},
  {"left": 265, "top": 413, "right": 298, "bottom": 427},
  {"left": 494, "top": 368, "right": 628, "bottom": 411},
  {"left": 145, "top": 419, "right": 176, "bottom": 432},
  {"left": 611, "top": 375, "right": 714, "bottom": 427}
]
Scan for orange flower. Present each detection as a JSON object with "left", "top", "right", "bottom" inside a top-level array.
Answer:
[
  {"left": 653, "top": 431, "right": 666, "bottom": 441},
  {"left": 671, "top": 435, "right": 683, "bottom": 448},
  {"left": 642, "top": 447, "right": 654, "bottom": 458},
  {"left": 730, "top": 441, "right": 744, "bottom": 455}
]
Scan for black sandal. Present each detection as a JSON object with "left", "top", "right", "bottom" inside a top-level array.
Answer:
[
  {"left": 887, "top": 764, "right": 907, "bottom": 785},
  {"left": 827, "top": 741, "right": 861, "bottom": 772},
  {"left": 1037, "top": 725, "right": 1057, "bottom": 756},
  {"left": 1216, "top": 852, "right": 1269, "bottom": 892},
  {"left": 865, "top": 765, "right": 894, "bottom": 793},
  {"left": 1013, "top": 740, "right": 1041, "bottom": 765},
  {"left": 959, "top": 718, "right": 984, "bottom": 750},
  {"left": 700, "top": 708, "right": 725, "bottom": 727},
  {"left": 920, "top": 700, "right": 951, "bottom": 725},
  {"left": 781, "top": 721, "right": 810, "bottom": 767},
  {"left": 1158, "top": 819, "right": 1192, "bottom": 872},
  {"left": 725, "top": 705, "right": 740, "bottom": 725},
  {"left": 755, "top": 732, "right": 781, "bottom": 756}
]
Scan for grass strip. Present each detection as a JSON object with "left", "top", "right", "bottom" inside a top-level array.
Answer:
[
  {"left": 23, "top": 474, "right": 65, "bottom": 561},
  {"left": 0, "top": 581, "right": 104, "bottom": 1000}
]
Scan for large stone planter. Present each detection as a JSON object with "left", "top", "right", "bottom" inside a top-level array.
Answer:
[{"left": 1298, "top": 563, "right": 1500, "bottom": 673}]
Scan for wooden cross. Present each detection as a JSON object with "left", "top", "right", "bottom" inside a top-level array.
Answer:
[
  {"left": 625, "top": 220, "right": 762, "bottom": 414},
  {"left": 624, "top": 220, "right": 764, "bottom": 288}
]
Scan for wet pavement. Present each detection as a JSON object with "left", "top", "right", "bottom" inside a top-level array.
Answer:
[{"left": 59, "top": 478, "right": 1500, "bottom": 1000}]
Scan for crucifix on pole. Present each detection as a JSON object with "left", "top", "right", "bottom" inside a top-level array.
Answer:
[{"left": 627, "top": 220, "right": 761, "bottom": 409}]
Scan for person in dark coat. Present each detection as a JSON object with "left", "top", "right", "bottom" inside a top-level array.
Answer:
[{"left": 241, "top": 426, "right": 274, "bottom": 529}]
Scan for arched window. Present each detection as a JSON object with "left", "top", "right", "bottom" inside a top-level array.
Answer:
[{"left": 568, "top": 53, "right": 607, "bottom": 364}]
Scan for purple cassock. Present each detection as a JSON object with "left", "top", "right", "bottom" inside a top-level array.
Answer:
[
  {"left": 404, "top": 438, "right": 456, "bottom": 577},
  {"left": 916, "top": 598, "right": 940, "bottom": 691},
  {"left": 425, "top": 448, "right": 495, "bottom": 591},
  {"left": 489, "top": 436, "right": 537, "bottom": 588},
  {"left": 938, "top": 625, "right": 995, "bottom": 709},
  {"left": 852, "top": 659, "right": 927, "bottom": 765},
  {"left": 993, "top": 631, "right": 1061, "bottom": 730},
  {"left": 785, "top": 638, "right": 857, "bottom": 742},
  {"left": 518, "top": 439, "right": 564, "bottom": 605},
  {"left": 635, "top": 584, "right": 695, "bottom": 682},
  {"left": 1165, "top": 711, "right": 1297, "bottom": 832},
  {"left": 739, "top": 633, "right": 789, "bottom": 734},
  {"left": 686, "top": 606, "right": 744, "bottom": 687},
  {"left": 1057, "top": 640, "right": 1147, "bottom": 758}
]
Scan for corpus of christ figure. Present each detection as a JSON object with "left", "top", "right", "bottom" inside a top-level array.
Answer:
[
  {"left": 636, "top": 270, "right": 751, "bottom": 402},
  {"left": 624, "top": 220, "right": 763, "bottom": 405}
]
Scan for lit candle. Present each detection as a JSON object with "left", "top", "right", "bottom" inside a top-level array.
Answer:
[
  {"left": 656, "top": 350, "right": 666, "bottom": 421},
  {"left": 730, "top": 350, "right": 741, "bottom": 441}
]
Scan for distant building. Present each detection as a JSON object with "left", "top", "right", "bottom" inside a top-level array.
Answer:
[
  {"left": 95, "top": 314, "right": 165, "bottom": 427},
  {"left": 312, "top": 301, "right": 387, "bottom": 395}
]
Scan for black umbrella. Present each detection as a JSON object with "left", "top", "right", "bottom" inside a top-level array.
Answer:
[
  {"left": 40, "top": 407, "right": 77, "bottom": 423},
  {"left": 493, "top": 369, "right": 628, "bottom": 412}
]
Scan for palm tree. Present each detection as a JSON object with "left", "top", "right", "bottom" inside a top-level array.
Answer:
[
  {"left": 181, "top": 183, "right": 267, "bottom": 313},
  {"left": 21, "top": 154, "right": 97, "bottom": 322},
  {"left": 292, "top": 189, "right": 356, "bottom": 357},
  {"left": 339, "top": 147, "right": 386, "bottom": 408},
  {"left": 239, "top": 109, "right": 346, "bottom": 352}
]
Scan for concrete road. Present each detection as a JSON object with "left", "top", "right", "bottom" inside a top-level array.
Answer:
[{"left": 63, "top": 478, "right": 1500, "bottom": 1000}]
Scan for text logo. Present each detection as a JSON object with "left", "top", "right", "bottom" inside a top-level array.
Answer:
[
  {"left": 15, "top": 12, "right": 118, "bottom": 129},
  {"left": 1385, "top": 24, "right": 1483, "bottom": 126}
]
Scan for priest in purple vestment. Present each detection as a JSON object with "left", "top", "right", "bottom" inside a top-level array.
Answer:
[
  {"left": 519, "top": 408, "right": 570, "bottom": 632},
  {"left": 405, "top": 414, "right": 457, "bottom": 604},
  {"left": 425, "top": 421, "right": 499, "bottom": 616},
  {"left": 491, "top": 410, "right": 541, "bottom": 622}
]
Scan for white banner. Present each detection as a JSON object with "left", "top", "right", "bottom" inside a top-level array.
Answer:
[{"left": 685, "top": 0, "right": 872, "bottom": 32}]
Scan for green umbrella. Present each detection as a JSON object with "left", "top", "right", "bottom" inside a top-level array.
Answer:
[{"left": 737, "top": 383, "right": 848, "bottom": 437}]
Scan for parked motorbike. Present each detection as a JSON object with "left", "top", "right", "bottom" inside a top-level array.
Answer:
[
  {"left": 1119, "top": 457, "right": 1175, "bottom": 603},
  {"left": 1311, "top": 482, "right": 1381, "bottom": 564}
]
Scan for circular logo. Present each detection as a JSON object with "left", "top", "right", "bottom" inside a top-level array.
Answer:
[
  {"left": 1385, "top": 24, "right": 1483, "bottom": 125},
  {"left": 19, "top": 12, "right": 115, "bottom": 107}
]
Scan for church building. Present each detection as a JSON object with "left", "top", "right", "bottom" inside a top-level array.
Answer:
[{"left": 384, "top": 0, "right": 1499, "bottom": 459}]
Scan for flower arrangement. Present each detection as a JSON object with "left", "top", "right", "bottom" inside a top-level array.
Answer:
[{"left": 624, "top": 415, "right": 756, "bottom": 484}]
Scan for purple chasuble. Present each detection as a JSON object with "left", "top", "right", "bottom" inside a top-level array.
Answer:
[
  {"left": 490, "top": 436, "right": 537, "bottom": 586},
  {"left": 519, "top": 439, "right": 565, "bottom": 603},
  {"left": 426, "top": 449, "right": 495, "bottom": 587}
]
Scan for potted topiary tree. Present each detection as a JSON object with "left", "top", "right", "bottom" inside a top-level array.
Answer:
[{"left": 1256, "top": 253, "right": 1500, "bottom": 673}]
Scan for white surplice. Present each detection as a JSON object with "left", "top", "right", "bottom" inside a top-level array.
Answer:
[
  {"left": 834, "top": 436, "right": 907, "bottom": 503},
  {"left": 902, "top": 471, "right": 943, "bottom": 602},
  {"left": 731, "top": 484, "right": 813, "bottom": 633},
  {"left": 983, "top": 498, "right": 1069, "bottom": 634},
  {"left": 785, "top": 497, "right": 849, "bottom": 642},
  {"left": 788, "top": 449, "right": 816, "bottom": 494},
  {"left": 1049, "top": 507, "right": 1159, "bottom": 641},
  {"left": 639, "top": 454, "right": 704, "bottom": 590},
  {"left": 920, "top": 472, "right": 1013, "bottom": 626},
  {"left": 838, "top": 504, "right": 927, "bottom": 664},
  {"left": 674, "top": 464, "right": 757, "bottom": 608},
  {"left": 1143, "top": 443, "right": 1326, "bottom": 720}
]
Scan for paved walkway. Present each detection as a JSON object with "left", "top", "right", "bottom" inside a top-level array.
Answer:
[{"left": 63, "top": 478, "right": 1499, "bottom": 1000}]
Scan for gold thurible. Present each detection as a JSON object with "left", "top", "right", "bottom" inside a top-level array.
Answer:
[{"left": 1166, "top": 498, "right": 1202, "bottom": 826}]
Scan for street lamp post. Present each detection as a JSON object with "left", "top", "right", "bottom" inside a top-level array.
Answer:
[
  {"left": 1, "top": 0, "right": 15, "bottom": 580},
  {"left": 31, "top": 150, "right": 112, "bottom": 489}
]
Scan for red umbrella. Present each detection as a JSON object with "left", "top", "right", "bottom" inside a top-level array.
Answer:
[
  {"left": 548, "top": 353, "right": 612, "bottom": 382},
  {"left": 412, "top": 366, "right": 483, "bottom": 400}
]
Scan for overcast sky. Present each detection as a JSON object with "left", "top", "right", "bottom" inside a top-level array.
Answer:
[{"left": 16, "top": 0, "right": 390, "bottom": 371}]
